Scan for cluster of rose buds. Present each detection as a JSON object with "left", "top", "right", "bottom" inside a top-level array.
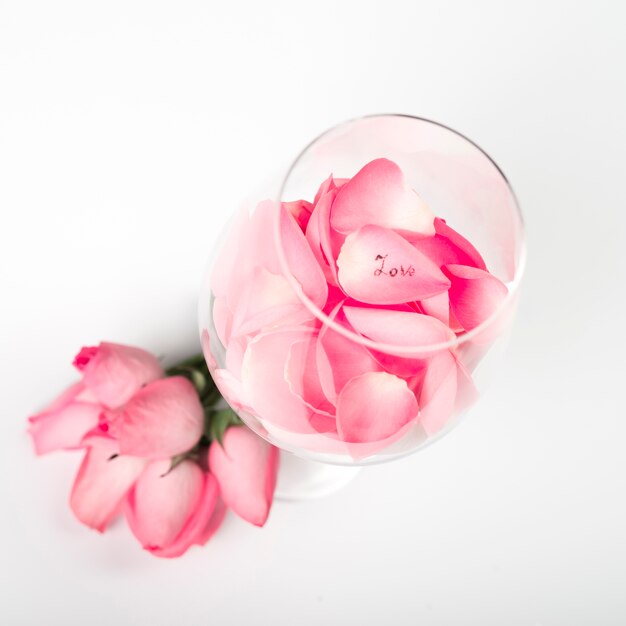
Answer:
[{"left": 28, "top": 342, "right": 279, "bottom": 558}]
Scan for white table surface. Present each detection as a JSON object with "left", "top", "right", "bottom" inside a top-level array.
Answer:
[{"left": 1, "top": 1, "right": 625, "bottom": 624}]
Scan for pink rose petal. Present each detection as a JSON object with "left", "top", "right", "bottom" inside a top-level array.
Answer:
[
  {"left": 343, "top": 306, "right": 454, "bottom": 349},
  {"left": 147, "top": 473, "right": 222, "bottom": 558},
  {"left": 419, "top": 290, "right": 450, "bottom": 325},
  {"left": 211, "top": 367, "right": 253, "bottom": 413},
  {"left": 278, "top": 204, "right": 329, "bottom": 310},
  {"left": 305, "top": 187, "right": 343, "bottom": 286},
  {"left": 412, "top": 218, "right": 487, "bottom": 270},
  {"left": 224, "top": 201, "right": 328, "bottom": 315},
  {"left": 316, "top": 301, "right": 381, "bottom": 403},
  {"left": 193, "top": 495, "right": 227, "bottom": 547},
  {"left": 337, "top": 225, "right": 450, "bottom": 305},
  {"left": 313, "top": 174, "right": 337, "bottom": 205},
  {"left": 231, "top": 266, "right": 312, "bottom": 337},
  {"left": 241, "top": 328, "right": 336, "bottom": 434},
  {"left": 117, "top": 377, "right": 204, "bottom": 459},
  {"left": 336, "top": 372, "right": 418, "bottom": 443},
  {"left": 285, "top": 338, "right": 336, "bottom": 416},
  {"left": 283, "top": 199, "right": 313, "bottom": 232},
  {"left": 209, "top": 426, "right": 279, "bottom": 526},
  {"left": 43, "top": 381, "right": 85, "bottom": 412},
  {"left": 212, "top": 295, "right": 233, "bottom": 348},
  {"left": 342, "top": 420, "right": 418, "bottom": 461},
  {"left": 225, "top": 335, "right": 247, "bottom": 380},
  {"left": 418, "top": 351, "right": 458, "bottom": 435},
  {"left": 70, "top": 435, "right": 146, "bottom": 532},
  {"left": 443, "top": 264, "right": 508, "bottom": 332},
  {"left": 368, "top": 350, "right": 429, "bottom": 379},
  {"left": 434, "top": 218, "right": 487, "bottom": 269},
  {"left": 125, "top": 459, "right": 205, "bottom": 550},
  {"left": 28, "top": 401, "right": 102, "bottom": 455},
  {"left": 331, "top": 158, "right": 435, "bottom": 236}
]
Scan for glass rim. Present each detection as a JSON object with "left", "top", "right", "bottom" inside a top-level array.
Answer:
[{"left": 273, "top": 113, "right": 527, "bottom": 355}]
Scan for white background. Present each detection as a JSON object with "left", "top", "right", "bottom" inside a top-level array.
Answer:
[{"left": 1, "top": 1, "right": 625, "bottom": 624}]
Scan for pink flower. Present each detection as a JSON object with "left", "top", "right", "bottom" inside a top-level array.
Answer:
[
  {"left": 66, "top": 425, "right": 277, "bottom": 557},
  {"left": 30, "top": 342, "right": 280, "bottom": 557},
  {"left": 28, "top": 342, "right": 204, "bottom": 459},
  {"left": 206, "top": 157, "right": 508, "bottom": 455},
  {"left": 28, "top": 341, "right": 163, "bottom": 455},
  {"left": 73, "top": 342, "right": 164, "bottom": 408}
]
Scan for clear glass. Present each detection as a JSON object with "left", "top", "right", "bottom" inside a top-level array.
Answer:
[{"left": 199, "top": 114, "right": 525, "bottom": 467}]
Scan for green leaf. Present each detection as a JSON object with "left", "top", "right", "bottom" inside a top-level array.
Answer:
[
  {"left": 208, "top": 408, "right": 242, "bottom": 446},
  {"left": 161, "top": 453, "right": 188, "bottom": 477}
]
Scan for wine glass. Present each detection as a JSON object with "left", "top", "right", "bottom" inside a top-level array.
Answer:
[{"left": 199, "top": 114, "right": 525, "bottom": 498}]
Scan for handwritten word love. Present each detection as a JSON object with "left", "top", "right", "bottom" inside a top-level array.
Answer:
[{"left": 374, "top": 254, "right": 415, "bottom": 278}]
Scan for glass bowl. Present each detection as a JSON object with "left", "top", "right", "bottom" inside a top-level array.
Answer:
[{"left": 199, "top": 114, "right": 525, "bottom": 467}]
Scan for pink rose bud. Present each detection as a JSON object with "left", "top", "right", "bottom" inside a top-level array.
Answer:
[
  {"left": 73, "top": 342, "right": 164, "bottom": 409},
  {"left": 125, "top": 459, "right": 223, "bottom": 558},
  {"left": 209, "top": 426, "right": 279, "bottom": 527},
  {"left": 28, "top": 342, "right": 166, "bottom": 455}
]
